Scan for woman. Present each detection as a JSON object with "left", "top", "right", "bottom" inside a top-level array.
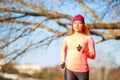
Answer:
[{"left": 60, "top": 14, "right": 96, "bottom": 80}]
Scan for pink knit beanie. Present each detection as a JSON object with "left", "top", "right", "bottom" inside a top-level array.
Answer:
[{"left": 72, "top": 14, "right": 85, "bottom": 24}]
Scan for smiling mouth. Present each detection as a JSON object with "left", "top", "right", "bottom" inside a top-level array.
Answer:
[{"left": 75, "top": 27, "right": 79, "bottom": 30}]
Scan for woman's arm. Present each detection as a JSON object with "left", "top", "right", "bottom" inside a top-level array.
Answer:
[
  {"left": 87, "top": 37, "right": 96, "bottom": 59},
  {"left": 61, "top": 37, "right": 68, "bottom": 63}
]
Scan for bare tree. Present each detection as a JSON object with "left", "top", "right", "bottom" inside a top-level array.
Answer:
[{"left": 0, "top": 0, "right": 120, "bottom": 64}]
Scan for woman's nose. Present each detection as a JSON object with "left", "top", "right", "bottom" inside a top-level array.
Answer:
[{"left": 77, "top": 23, "right": 79, "bottom": 26}]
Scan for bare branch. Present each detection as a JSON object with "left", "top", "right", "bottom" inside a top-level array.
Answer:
[
  {"left": 87, "top": 22, "right": 120, "bottom": 29},
  {"left": 0, "top": 8, "right": 72, "bottom": 20},
  {"left": 77, "top": 0, "right": 104, "bottom": 23}
]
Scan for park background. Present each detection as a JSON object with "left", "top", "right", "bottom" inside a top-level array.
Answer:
[{"left": 0, "top": 0, "right": 120, "bottom": 80}]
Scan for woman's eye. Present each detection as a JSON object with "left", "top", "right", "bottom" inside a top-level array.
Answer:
[{"left": 73, "top": 22, "right": 82, "bottom": 25}]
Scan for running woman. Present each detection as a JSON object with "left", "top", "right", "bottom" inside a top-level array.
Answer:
[{"left": 60, "top": 14, "right": 96, "bottom": 80}]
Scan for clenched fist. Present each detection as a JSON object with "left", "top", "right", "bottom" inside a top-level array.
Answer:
[{"left": 60, "top": 62, "right": 65, "bottom": 69}]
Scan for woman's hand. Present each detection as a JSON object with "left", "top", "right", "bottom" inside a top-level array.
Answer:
[
  {"left": 81, "top": 47, "right": 88, "bottom": 57},
  {"left": 60, "top": 62, "right": 65, "bottom": 69}
]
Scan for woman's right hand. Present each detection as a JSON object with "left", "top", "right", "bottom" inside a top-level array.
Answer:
[{"left": 60, "top": 62, "right": 65, "bottom": 69}]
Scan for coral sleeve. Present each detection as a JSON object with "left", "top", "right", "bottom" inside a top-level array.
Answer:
[
  {"left": 61, "top": 37, "right": 68, "bottom": 63},
  {"left": 87, "top": 37, "right": 96, "bottom": 59}
]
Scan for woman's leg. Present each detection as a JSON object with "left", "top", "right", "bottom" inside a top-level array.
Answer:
[
  {"left": 64, "top": 69, "right": 78, "bottom": 80},
  {"left": 74, "top": 71, "right": 89, "bottom": 80}
]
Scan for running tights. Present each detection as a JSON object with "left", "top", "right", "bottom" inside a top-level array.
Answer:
[{"left": 64, "top": 69, "right": 89, "bottom": 80}]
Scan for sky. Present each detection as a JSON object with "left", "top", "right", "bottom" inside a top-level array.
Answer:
[
  {"left": 14, "top": 0, "right": 120, "bottom": 67},
  {"left": 1, "top": 0, "right": 120, "bottom": 68}
]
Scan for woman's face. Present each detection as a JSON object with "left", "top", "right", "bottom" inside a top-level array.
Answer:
[{"left": 73, "top": 21, "right": 83, "bottom": 33}]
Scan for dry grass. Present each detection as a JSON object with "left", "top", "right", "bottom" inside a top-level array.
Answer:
[{"left": 1, "top": 65, "right": 120, "bottom": 80}]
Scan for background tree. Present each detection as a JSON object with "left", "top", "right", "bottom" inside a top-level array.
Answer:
[{"left": 0, "top": 0, "right": 120, "bottom": 64}]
